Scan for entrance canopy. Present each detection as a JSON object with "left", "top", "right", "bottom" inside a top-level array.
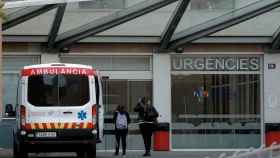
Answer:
[
  {"left": 3, "top": 0, "right": 280, "bottom": 52},
  {"left": 3, "top": 0, "right": 88, "bottom": 9}
]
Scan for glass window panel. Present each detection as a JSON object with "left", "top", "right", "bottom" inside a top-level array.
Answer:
[
  {"left": 99, "top": 80, "right": 152, "bottom": 150},
  {"left": 112, "top": 56, "right": 151, "bottom": 71},
  {"left": 101, "top": 80, "right": 152, "bottom": 114},
  {"left": 3, "top": 56, "right": 40, "bottom": 71},
  {"left": 190, "top": 0, "right": 235, "bottom": 10},
  {"left": 98, "top": 2, "right": 176, "bottom": 36},
  {"left": 4, "top": 9, "right": 57, "bottom": 35},
  {"left": 213, "top": 10, "right": 280, "bottom": 36},
  {"left": 4, "top": 7, "right": 26, "bottom": 15},
  {"left": 27, "top": 75, "right": 90, "bottom": 107},
  {"left": 79, "top": 0, "right": 125, "bottom": 9},
  {"left": 2, "top": 56, "right": 40, "bottom": 117},
  {"left": 175, "top": 0, "right": 276, "bottom": 36},
  {"left": 59, "top": 1, "right": 176, "bottom": 36},
  {"left": 59, "top": 0, "right": 175, "bottom": 36},
  {"left": 61, "top": 56, "right": 151, "bottom": 71},
  {"left": 172, "top": 74, "right": 261, "bottom": 149},
  {"left": 3, "top": 74, "right": 19, "bottom": 116},
  {"left": 103, "top": 80, "right": 127, "bottom": 114},
  {"left": 61, "top": 56, "right": 112, "bottom": 70},
  {"left": 129, "top": 81, "right": 152, "bottom": 113}
]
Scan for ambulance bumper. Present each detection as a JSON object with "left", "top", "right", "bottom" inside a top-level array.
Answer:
[
  {"left": 20, "top": 140, "right": 96, "bottom": 152},
  {"left": 16, "top": 129, "right": 97, "bottom": 152}
]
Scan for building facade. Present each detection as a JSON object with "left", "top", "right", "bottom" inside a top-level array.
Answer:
[{"left": 1, "top": 0, "right": 280, "bottom": 150}]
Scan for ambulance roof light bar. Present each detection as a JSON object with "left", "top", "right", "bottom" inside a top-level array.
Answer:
[{"left": 4, "top": 0, "right": 94, "bottom": 9}]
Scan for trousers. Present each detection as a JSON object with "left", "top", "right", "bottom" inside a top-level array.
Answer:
[
  {"left": 115, "top": 129, "right": 128, "bottom": 155},
  {"left": 139, "top": 123, "right": 155, "bottom": 153}
]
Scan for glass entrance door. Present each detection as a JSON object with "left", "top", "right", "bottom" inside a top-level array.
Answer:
[
  {"left": 97, "top": 80, "right": 152, "bottom": 151},
  {"left": 171, "top": 74, "right": 261, "bottom": 149}
]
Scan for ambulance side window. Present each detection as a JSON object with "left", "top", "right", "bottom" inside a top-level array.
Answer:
[
  {"left": 16, "top": 78, "right": 22, "bottom": 109},
  {"left": 94, "top": 76, "right": 100, "bottom": 105},
  {"left": 15, "top": 77, "right": 21, "bottom": 118}
]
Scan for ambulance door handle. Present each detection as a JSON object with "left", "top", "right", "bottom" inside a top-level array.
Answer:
[{"left": 63, "top": 111, "right": 72, "bottom": 114}]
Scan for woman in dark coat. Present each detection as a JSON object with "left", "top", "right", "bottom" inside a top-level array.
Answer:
[
  {"left": 113, "top": 105, "right": 131, "bottom": 156},
  {"left": 134, "top": 97, "right": 159, "bottom": 157}
]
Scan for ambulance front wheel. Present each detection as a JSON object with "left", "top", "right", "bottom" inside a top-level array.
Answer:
[{"left": 13, "top": 138, "right": 28, "bottom": 158}]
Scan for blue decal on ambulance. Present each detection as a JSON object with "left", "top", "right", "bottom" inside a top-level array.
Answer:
[{"left": 78, "top": 110, "right": 87, "bottom": 120}]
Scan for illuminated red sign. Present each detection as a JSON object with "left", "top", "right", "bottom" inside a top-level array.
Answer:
[{"left": 21, "top": 67, "right": 95, "bottom": 76}]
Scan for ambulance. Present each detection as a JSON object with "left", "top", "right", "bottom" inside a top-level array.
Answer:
[{"left": 13, "top": 63, "right": 104, "bottom": 158}]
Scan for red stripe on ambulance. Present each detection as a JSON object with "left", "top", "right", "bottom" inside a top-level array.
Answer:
[
  {"left": 64, "top": 123, "right": 68, "bottom": 129},
  {"left": 50, "top": 123, "right": 55, "bottom": 129},
  {"left": 21, "top": 67, "right": 95, "bottom": 76},
  {"left": 23, "top": 122, "right": 94, "bottom": 129},
  {"left": 42, "top": 123, "right": 47, "bottom": 129},
  {"left": 25, "top": 123, "right": 32, "bottom": 130}
]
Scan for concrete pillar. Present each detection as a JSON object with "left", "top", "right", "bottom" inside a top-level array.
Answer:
[
  {"left": 264, "top": 54, "right": 280, "bottom": 123},
  {"left": 153, "top": 53, "right": 171, "bottom": 123},
  {"left": 263, "top": 54, "right": 280, "bottom": 146},
  {"left": 41, "top": 53, "right": 60, "bottom": 64}
]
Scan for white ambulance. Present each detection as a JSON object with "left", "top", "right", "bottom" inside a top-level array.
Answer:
[{"left": 13, "top": 63, "right": 104, "bottom": 158}]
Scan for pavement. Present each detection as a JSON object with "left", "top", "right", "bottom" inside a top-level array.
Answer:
[{"left": 0, "top": 149, "right": 234, "bottom": 158}]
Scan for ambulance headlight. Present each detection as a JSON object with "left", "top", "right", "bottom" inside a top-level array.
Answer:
[
  {"left": 92, "top": 130, "right": 97, "bottom": 135},
  {"left": 20, "top": 130, "right": 27, "bottom": 135}
]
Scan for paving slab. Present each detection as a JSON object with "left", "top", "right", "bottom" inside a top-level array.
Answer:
[{"left": 0, "top": 149, "right": 234, "bottom": 158}]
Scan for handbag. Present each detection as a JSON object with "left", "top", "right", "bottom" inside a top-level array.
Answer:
[{"left": 146, "top": 106, "right": 159, "bottom": 122}]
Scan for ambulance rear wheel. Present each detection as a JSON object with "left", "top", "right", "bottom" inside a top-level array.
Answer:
[
  {"left": 77, "top": 151, "right": 85, "bottom": 158},
  {"left": 85, "top": 144, "right": 96, "bottom": 158}
]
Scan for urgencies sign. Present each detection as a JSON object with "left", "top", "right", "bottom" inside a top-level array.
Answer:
[{"left": 172, "top": 56, "right": 260, "bottom": 71}]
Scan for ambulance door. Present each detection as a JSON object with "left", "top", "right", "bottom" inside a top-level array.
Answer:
[{"left": 26, "top": 74, "right": 93, "bottom": 128}]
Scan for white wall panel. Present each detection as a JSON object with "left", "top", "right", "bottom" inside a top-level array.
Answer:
[
  {"left": 264, "top": 54, "right": 280, "bottom": 123},
  {"left": 100, "top": 71, "right": 152, "bottom": 80},
  {"left": 153, "top": 54, "right": 171, "bottom": 123},
  {"left": 41, "top": 54, "right": 59, "bottom": 63}
]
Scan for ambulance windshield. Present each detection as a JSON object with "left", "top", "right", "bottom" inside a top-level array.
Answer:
[{"left": 27, "top": 74, "right": 90, "bottom": 106}]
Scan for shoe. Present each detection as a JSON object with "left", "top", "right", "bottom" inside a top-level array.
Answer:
[
  {"left": 114, "top": 152, "right": 119, "bottom": 156},
  {"left": 122, "top": 154, "right": 126, "bottom": 157},
  {"left": 142, "top": 152, "right": 151, "bottom": 157}
]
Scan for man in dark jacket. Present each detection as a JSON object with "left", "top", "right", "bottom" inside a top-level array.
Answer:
[
  {"left": 134, "top": 97, "right": 159, "bottom": 157},
  {"left": 113, "top": 105, "right": 131, "bottom": 156}
]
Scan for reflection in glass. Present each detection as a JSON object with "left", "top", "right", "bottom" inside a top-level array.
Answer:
[
  {"left": 3, "top": 74, "right": 19, "bottom": 116},
  {"left": 172, "top": 74, "right": 261, "bottom": 149},
  {"left": 99, "top": 80, "right": 152, "bottom": 150},
  {"left": 28, "top": 75, "right": 89, "bottom": 107},
  {"left": 190, "top": 0, "right": 235, "bottom": 10},
  {"left": 79, "top": 0, "right": 126, "bottom": 9}
]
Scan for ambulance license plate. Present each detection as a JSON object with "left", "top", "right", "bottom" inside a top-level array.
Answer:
[{"left": 36, "top": 132, "right": 57, "bottom": 138}]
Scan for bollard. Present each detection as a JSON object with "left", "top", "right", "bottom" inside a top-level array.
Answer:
[{"left": 153, "top": 123, "right": 170, "bottom": 151}]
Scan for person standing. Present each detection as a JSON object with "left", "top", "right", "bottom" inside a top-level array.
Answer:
[
  {"left": 134, "top": 97, "right": 159, "bottom": 157},
  {"left": 113, "top": 105, "right": 131, "bottom": 156}
]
